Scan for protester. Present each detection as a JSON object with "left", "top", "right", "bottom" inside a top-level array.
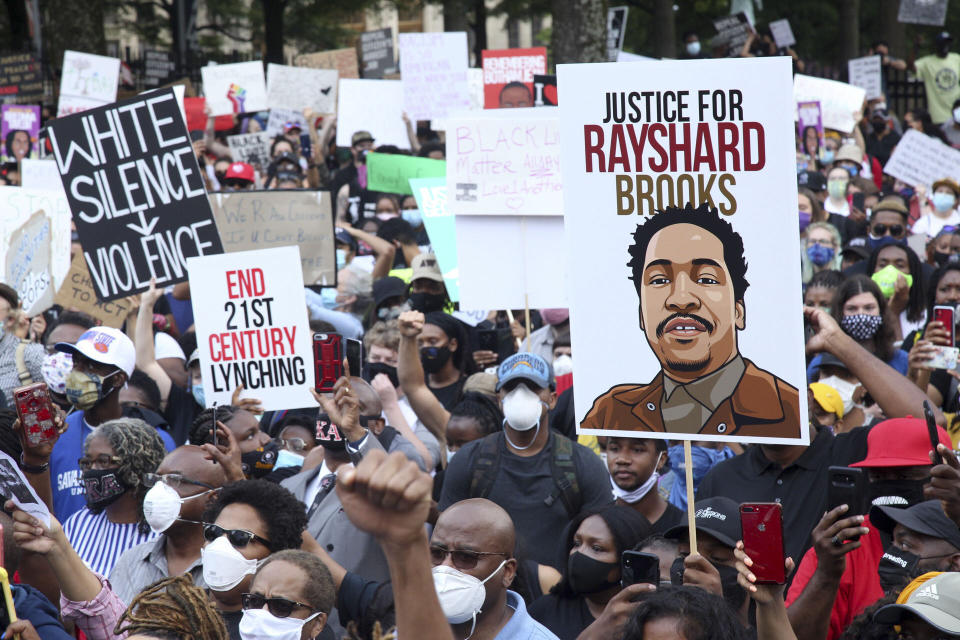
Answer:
[
  {"left": 913, "top": 178, "right": 960, "bottom": 239},
  {"left": 0, "top": 284, "right": 44, "bottom": 405},
  {"left": 911, "top": 32, "right": 960, "bottom": 125},
  {"left": 241, "top": 550, "right": 335, "bottom": 640},
  {"left": 605, "top": 437, "right": 684, "bottom": 533}
]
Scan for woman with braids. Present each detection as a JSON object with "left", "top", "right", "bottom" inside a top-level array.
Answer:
[
  {"left": 190, "top": 405, "right": 280, "bottom": 480},
  {"left": 116, "top": 575, "right": 227, "bottom": 640},
  {"left": 445, "top": 391, "right": 503, "bottom": 460},
  {"left": 62, "top": 417, "right": 166, "bottom": 576}
]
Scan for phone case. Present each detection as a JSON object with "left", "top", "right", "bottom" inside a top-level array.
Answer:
[
  {"left": 345, "top": 338, "right": 363, "bottom": 378},
  {"left": 13, "top": 383, "right": 57, "bottom": 447},
  {"left": 827, "top": 466, "right": 867, "bottom": 516},
  {"left": 934, "top": 306, "right": 955, "bottom": 347},
  {"left": 313, "top": 333, "right": 343, "bottom": 392},
  {"left": 621, "top": 550, "right": 660, "bottom": 588},
  {"left": 740, "top": 503, "right": 786, "bottom": 585}
]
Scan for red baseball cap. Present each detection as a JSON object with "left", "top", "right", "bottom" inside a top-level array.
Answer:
[
  {"left": 850, "top": 417, "right": 952, "bottom": 468},
  {"left": 225, "top": 162, "right": 255, "bottom": 182}
]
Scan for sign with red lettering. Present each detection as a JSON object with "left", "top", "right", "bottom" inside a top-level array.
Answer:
[
  {"left": 46, "top": 88, "right": 223, "bottom": 301},
  {"left": 188, "top": 245, "right": 313, "bottom": 411},
  {"left": 557, "top": 57, "right": 807, "bottom": 446}
]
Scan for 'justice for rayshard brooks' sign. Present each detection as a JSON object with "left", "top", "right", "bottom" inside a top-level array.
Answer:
[{"left": 47, "top": 88, "right": 223, "bottom": 301}]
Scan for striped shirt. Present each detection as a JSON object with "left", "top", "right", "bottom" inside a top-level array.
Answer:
[{"left": 63, "top": 508, "right": 157, "bottom": 578}]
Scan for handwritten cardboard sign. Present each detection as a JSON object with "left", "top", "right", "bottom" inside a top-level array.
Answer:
[
  {"left": 848, "top": 55, "right": 883, "bottom": 100},
  {"left": 294, "top": 49, "right": 359, "bottom": 79},
  {"left": 793, "top": 74, "right": 866, "bottom": 133},
  {"left": 884, "top": 128, "right": 960, "bottom": 190},
  {"left": 367, "top": 152, "right": 445, "bottom": 195},
  {"left": 713, "top": 12, "right": 753, "bottom": 56},
  {"left": 399, "top": 32, "right": 470, "bottom": 121},
  {"left": 200, "top": 61, "right": 268, "bottom": 116},
  {"left": 0, "top": 53, "right": 42, "bottom": 104},
  {"left": 266, "top": 63, "right": 338, "bottom": 114},
  {"left": 57, "top": 50, "right": 120, "bottom": 117},
  {"left": 0, "top": 187, "right": 72, "bottom": 292},
  {"left": 445, "top": 108, "right": 562, "bottom": 216},
  {"left": 481, "top": 48, "right": 547, "bottom": 109},
  {"left": 209, "top": 190, "right": 336, "bottom": 286},
  {"left": 6, "top": 210, "right": 53, "bottom": 316},
  {"left": 227, "top": 132, "right": 272, "bottom": 173},
  {"left": 188, "top": 245, "right": 313, "bottom": 411},
  {"left": 54, "top": 252, "right": 132, "bottom": 328}
]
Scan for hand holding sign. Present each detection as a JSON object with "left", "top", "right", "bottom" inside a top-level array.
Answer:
[
  {"left": 311, "top": 374, "right": 362, "bottom": 442},
  {"left": 231, "top": 383, "right": 264, "bottom": 416}
]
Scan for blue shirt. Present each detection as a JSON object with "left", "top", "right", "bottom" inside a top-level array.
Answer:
[
  {"left": 806, "top": 350, "right": 909, "bottom": 383},
  {"left": 498, "top": 591, "right": 559, "bottom": 640},
  {"left": 50, "top": 411, "right": 175, "bottom": 522}
]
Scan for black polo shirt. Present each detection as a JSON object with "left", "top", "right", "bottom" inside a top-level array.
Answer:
[{"left": 695, "top": 426, "right": 870, "bottom": 565}]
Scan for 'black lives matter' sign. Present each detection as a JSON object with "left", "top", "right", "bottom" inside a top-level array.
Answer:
[{"left": 47, "top": 88, "right": 223, "bottom": 301}]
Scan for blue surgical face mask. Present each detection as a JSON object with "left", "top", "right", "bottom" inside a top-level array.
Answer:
[
  {"left": 933, "top": 192, "right": 957, "bottom": 213},
  {"left": 402, "top": 208, "right": 423, "bottom": 228},
  {"left": 191, "top": 383, "right": 205, "bottom": 408},
  {"left": 320, "top": 287, "right": 339, "bottom": 310},
  {"left": 819, "top": 149, "right": 835, "bottom": 164},
  {"left": 336, "top": 248, "right": 347, "bottom": 270},
  {"left": 274, "top": 448, "right": 304, "bottom": 470}
]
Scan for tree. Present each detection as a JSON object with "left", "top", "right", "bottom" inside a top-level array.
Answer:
[{"left": 550, "top": 0, "right": 606, "bottom": 63}]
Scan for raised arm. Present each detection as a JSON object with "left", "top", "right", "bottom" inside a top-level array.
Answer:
[
  {"left": 339, "top": 221, "right": 396, "bottom": 280},
  {"left": 402, "top": 112, "right": 421, "bottom": 154},
  {"left": 397, "top": 311, "right": 450, "bottom": 445},
  {"left": 135, "top": 280, "right": 172, "bottom": 404},
  {"left": 203, "top": 104, "right": 231, "bottom": 159}
]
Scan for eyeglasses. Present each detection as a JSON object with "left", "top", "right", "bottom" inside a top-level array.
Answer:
[
  {"left": 429, "top": 545, "right": 509, "bottom": 570},
  {"left": 241, "top": 593, "right": 314, "bottom": 618},
  {"left": 808, "top": 238, "right": 836, "bottom": 248},
  {"left": 280, "top": 438, "right": 308, "bottom": 452},
  {"left": 203, "top": 523, "right": 271, "bottom": 549},
  {"left": 143, "top": 473, "right": 217, "bottom": 491},
  {"left": 78, "top": 454, "right": 122, "bottom": 471},
  {"left": 871, "top": 223, "right": 905, "bottom": 238}
]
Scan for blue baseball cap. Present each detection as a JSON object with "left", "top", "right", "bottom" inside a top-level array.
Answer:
[{"left": 496, "top": 352, "right": 551, "bottom": 392}]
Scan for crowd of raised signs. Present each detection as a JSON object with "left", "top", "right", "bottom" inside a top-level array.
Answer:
[{"left": 4, "top": 22, "right": 960, "bottom": 640}]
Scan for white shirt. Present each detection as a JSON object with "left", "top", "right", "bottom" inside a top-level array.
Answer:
[
  {"left": 823, "top": 198, "right": 851, "bottom": 217},
  {"left": 911, "top": 209, "right": 960, "bottom": 239},
  {"left": 302, "top": 460, "right": 332, "bottom": 509}
]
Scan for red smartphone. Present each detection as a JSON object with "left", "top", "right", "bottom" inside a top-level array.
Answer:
[
  {"left": 313, "top": 333, "right": 343, "bottom": 392},
  {"left": 933, "top": 305, "right": 955, "bottom": 347},
  {"left": 13, "top": 383, "right": 57, "bottom": 447},
  {"left": 739, "top": 503, "right": 786, "bottom": 585}
]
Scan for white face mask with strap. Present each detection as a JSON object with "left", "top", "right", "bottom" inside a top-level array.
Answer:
[
  {"left": 610, "top": 452, "right": 663, "bottom": 503},
  {"left": 239, "top": 608, "right": 320, "bottom": 640}
]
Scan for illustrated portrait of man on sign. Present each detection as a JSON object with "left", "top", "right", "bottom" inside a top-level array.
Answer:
[{"left": 582, "top": 202, "right": 801, "bottom": 438}]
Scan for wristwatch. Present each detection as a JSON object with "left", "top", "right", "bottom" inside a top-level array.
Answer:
[{"left": 19, "top": 453, "right": 49, "bottom": 474}]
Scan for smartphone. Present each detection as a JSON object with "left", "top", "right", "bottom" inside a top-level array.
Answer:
[
  {"left": 477, "top": 329, "right": 499, "bottom": 353},
  {"left": 13, "top": 383, "right": 57, "bottom": 447},
  {"left": 925, "top": 399, "right": 943, "bottom": 466},
  {"left": 313, "top": 333, "right": 343, "bottom": 392},
  {"left": 827, "top": 466, "right": 867, "bottom": 518},
  {"left": 345, "top": 338, "right": 363, "bottom": 378},
  {"left": 740, "top": 503, "right": 786, "bottom": 585},
  {"left": 211, "top": 401, "right": 219, "bottom": 449},
  {"left": 852, "top": 192, "right": 865, "bottom": 213},
  {"left": 934, "top": 305, "right": 956, "bottom": 347},
  {"left": 621, "top": 550, "right": 660, "bottom": 588}
]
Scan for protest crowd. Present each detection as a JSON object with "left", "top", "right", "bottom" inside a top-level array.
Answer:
[{"left": 4, "top": 6, "right": 960, "bottom": 640}]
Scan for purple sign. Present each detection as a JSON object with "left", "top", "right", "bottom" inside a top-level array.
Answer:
[
  {"left": 797, "top": 101, "right": 823, "bottom": 146},
  {"left": 1, "top": 104, "right": 40, "bottom": 162}
]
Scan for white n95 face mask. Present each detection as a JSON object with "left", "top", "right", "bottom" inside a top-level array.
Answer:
[
  {"left": 432, "top": 560, "right": 507, "bottom": 625},
  {"left": 142, "top": 481, "right": 213, "bottom": 534},
  {"left": 201, "top": 535, "right": 260, "bottom": 592},
  {"left": 239, "top": 608, "right": 320, "bottom": 640},
  {"left": 501, "top": 385, "right": 545, "bottom": 431},
  {"left": 818, "top": 375, "right": 857, "bottom": 414}
]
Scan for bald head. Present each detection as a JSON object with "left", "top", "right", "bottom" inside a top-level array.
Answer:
[
  {"left": 158, "top": 445, "right": 227, "bottom": 488},
  {"left": 350, "top": 376, "right": 383, "bottom": 416},
  {"left": 437, "top": 498, "right": 516, "bottom": 555}
]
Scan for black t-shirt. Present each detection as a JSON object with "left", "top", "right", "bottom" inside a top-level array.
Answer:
[
  {"left": 163, "top": 383, "right": 199, "bottom": 446},
  {"left": 650, "top": 502, "right": 685, "bottom": 535},
  {"left": 528, "top": 594, "right": 593, "bottom": 640},
  {"left": 429, "top": 377, "right": 465, "bottom": 412},
  {"left": 865, "top": 130, "right": 901, "bottom": 166},
  {"left": 220, "top": 609, "right": 242, "bottom": 640}
]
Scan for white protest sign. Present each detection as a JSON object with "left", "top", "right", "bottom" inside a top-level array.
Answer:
[
  {"left": 431, "top": 68, "right": 484, "bottom": 132},
  {"left": 20, "top": 159, "right": 64, "bottom": 193},
  {"left": 768, "top": 19, "right": 796, "bottom": 49},
  {"left": 455, "top": 216, "right": 567, "bottom": 309},
  {"left": 57, "top": 51, "right": 120, "bottom": 117},
  {"left": 898, "top": 0, "right": 948, "bottom": 26},
  {"left": 618, "top": 51, "right": 656, "bottom": 62},
  {"left": 446, "top": 108, "right": 562, "bottom": 216},
  {"left": 336, "top": 79, "right": 408, "bottom": 148},
  {"left": 201, "top": 61, "right": 268, "bottom": 116},
  {"left": 558, "top": 56, "right": 807, "bottom": 445},
  {"left": 848, "top": 55, "right": 883, "bottom": 100},
  {"left": 399, "top": 32, "right": 470, "bottom": 121},
  {"left": 188, "top": 245, "right": 313, "bottom": 411},
  {"left": 884, "top": 128, "right": 960, "bottom": 189},
  {"left": 266, "top": 108, "right": 309, "bottom": 135},
  {"left": 793, "top": 74, "right": 866, "bottom": 133},
  {"left": 6, "top": 210, "right": 53, "bottom": 316},
  {"left": 0, "top": 187, "right": 72, "bottom": 292},
  {"left": 0, "top": 451, "right": 50, "bottom": 527},
  {"left": 266, "top": 64, "right": 338, "bottom": 114},
  {"left": 227, "top": 132, "right": 272, "bottom": 171}
]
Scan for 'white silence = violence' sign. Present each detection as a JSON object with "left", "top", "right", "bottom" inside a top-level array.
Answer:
[{"left": 46, "top": 87, "right": 223, "bottom": 301}]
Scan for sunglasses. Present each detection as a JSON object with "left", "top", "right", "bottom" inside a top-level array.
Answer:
[
  {"left": 143, "top": 473, "right": 217, "bottom": 491},
  {"left": 241, "top": 593, "right": 314, "bottom": 618},
  {"left": 429, "top": 545, "right": 508, "bottom": 570},
  {"left": 870, "top": 223, "right": 905, "bottom": 238},
  {"left": 203, "top": 523, "right": 271, "bottom": 549}
]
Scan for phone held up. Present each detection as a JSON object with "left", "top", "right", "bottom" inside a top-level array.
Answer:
[
  {"left": 313, "top": 333, "right": 344, "bottom": 393},
  {"left": 621, "top": 550, "right": 660, "bottom": 589},
  {"left": 739, "top": 503, "right": 786, "bottom": 585},
  {"left": 13, "top": 383, "right": 57, "bottom": 447}
]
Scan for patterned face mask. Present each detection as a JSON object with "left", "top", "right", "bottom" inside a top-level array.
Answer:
[{"left": 840, "top": 314, "right": 883, "bottom": 341}]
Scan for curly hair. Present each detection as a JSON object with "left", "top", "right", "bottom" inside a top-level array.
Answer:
[
  {"left": 621, "top": 585, "right": 749, "bottom": 640},
  {"left": 190, "top": 405, "right": 240, "bottom": 445},
  {"left": 258, "top": 550, "right": 336, "bottom": 613},
  {"left": 365, "top": 321, "right": 401, "bottom": 353},
  {"left": 84, "top": 418, "right": 166, "bottom": 528},
  {"left": 202, "top": 480, "right": 307, "bottom": 552},
  {"left": 449, "top": 392, "right": 503, "bottom": 438},
  {"left": 115, "top": 574, "right": 227, "bottom": 640}
]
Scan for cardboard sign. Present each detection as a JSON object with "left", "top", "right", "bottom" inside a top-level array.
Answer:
[
  {"left": 188, "top": 245, "right": 314, "bottom": 411},
  {"left": 410, "top": 177, "right": 459, "bottom": 302},
  {"left": 47, "top": 88, "right": 223, "bottom": 301},
  {"left": 1, "top": 104, "right": 40, "bottom": 162},
  {"left": 713, "top": 12, "right": 753, "bottom": 57},
  {"left": 607, "top": 6, "right": 629, "bottom": 61},
  {"left": 768, "top": 19, "right": 795, "bottom": 49},
  {"left": 557, "top": 57, "right": 807, "bottom": 445},
  {"left": 6, "top": 210, "right": 53, "bottom": 316},
  {"left": 209, "top": 190, "right": 336, "bottom": 286},
  {"left": 295, "top": 49, "right": 359, "bottom": 79},
  {"left": 455, "top": 215, "right": 566, "bottom": 309},
  {"left": 481, "top": 47, "right": 547, "bottom": 109},
  {"left": 366, "top": 152, "right": 445, "bottom": 195},
  {"left": 534, "top": 75, "right": 558, "bottom": 107},
  {"left": 335, "top": 79, "right": 407, "bottom": 148},
  {"left": 361, "top": 28, "right": 396, "bottom": 79},
  {"left": 884, "top": 128, "right": 960, "bottom": 190},
  {"left": 898, "top": 0, "right": 948, "bottom": 25},
  {"left": 227, "top": 132, "right": 272, "bottom": 172},
  {"left": 0, "top": 187, "right": 72, "bottom": 292},
  {"left": 200, "top": 61, "right": 268, "bottom": 116},
  {"left": 57, "top": 51, "right": 121, "bottom": 117},
  {"left": 54, "top": 252, "right": 131, "bottom": 327},
  {"left": 399, "top": 32, "right": 470, "bottom": 121},
  {"left": 848, "top": 55, "right": 883, "bottom": 100},
  {"left": 793, "top": 74, "right": 866, "bottom": 133},
  {"left": 266, "top": 64, "right": 338, "bottom": 114},
  {"left": 265, "top": 108, "right": 309, "bottom": 135},
  {"left": 445, "top": 108, "right": 562, "bottom": 216},
  {"left": 143, "top": 49, "right": 176, "bottom": 88},
  {"left": 0, "top": 53, "right": 42, "bottom": 103}
]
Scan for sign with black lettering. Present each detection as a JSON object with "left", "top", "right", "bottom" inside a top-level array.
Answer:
[
  {"left": 46, "top": 87, "right": 223, "bottom": 301},
  {"left": 713, "top": 12, "right": 753, "bottom": 57},
  {"left": 0, "top": 53, "right": 42, "bottom": 104},
  {"left": 360, "top": 28, "right": 396, "bottom": 79}
]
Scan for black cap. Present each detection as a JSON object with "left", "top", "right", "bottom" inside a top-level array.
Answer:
[
  {"left": 334, "top": 227, "right": 358, "bottom": 253},
  {"left": 798, "top": 170, "right": 826, "bottom": 192},
  {"left": 664, "top": 497, "right": 742, "bottom": 548},
  {"left": 936, "top": 31, "right": 953, "bottom": 43},
  {"left": 870, "top": 500, "right": 960, "bottom": 551},
  {"left": 818, "top": 352, "right": 850, "bottom": 371},
  {"left": 373, "top": 276, "right": 407, "bottom": 308},
  {"left": 316, "top": 414, "right": 347, "bottom": 451},
  {"left": 841, "top": 240, "right": 870, "bottom": 262}
]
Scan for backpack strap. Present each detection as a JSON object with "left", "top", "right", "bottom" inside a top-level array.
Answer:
[
  {"left": 15, "top": 341, "right": 33, "bottom": 386},
  {"left": 468, "top": 433, "right": 503, "bottom": 499},
  {"left": 545, "top": 433, "right": 582, "bottom": 520}
]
